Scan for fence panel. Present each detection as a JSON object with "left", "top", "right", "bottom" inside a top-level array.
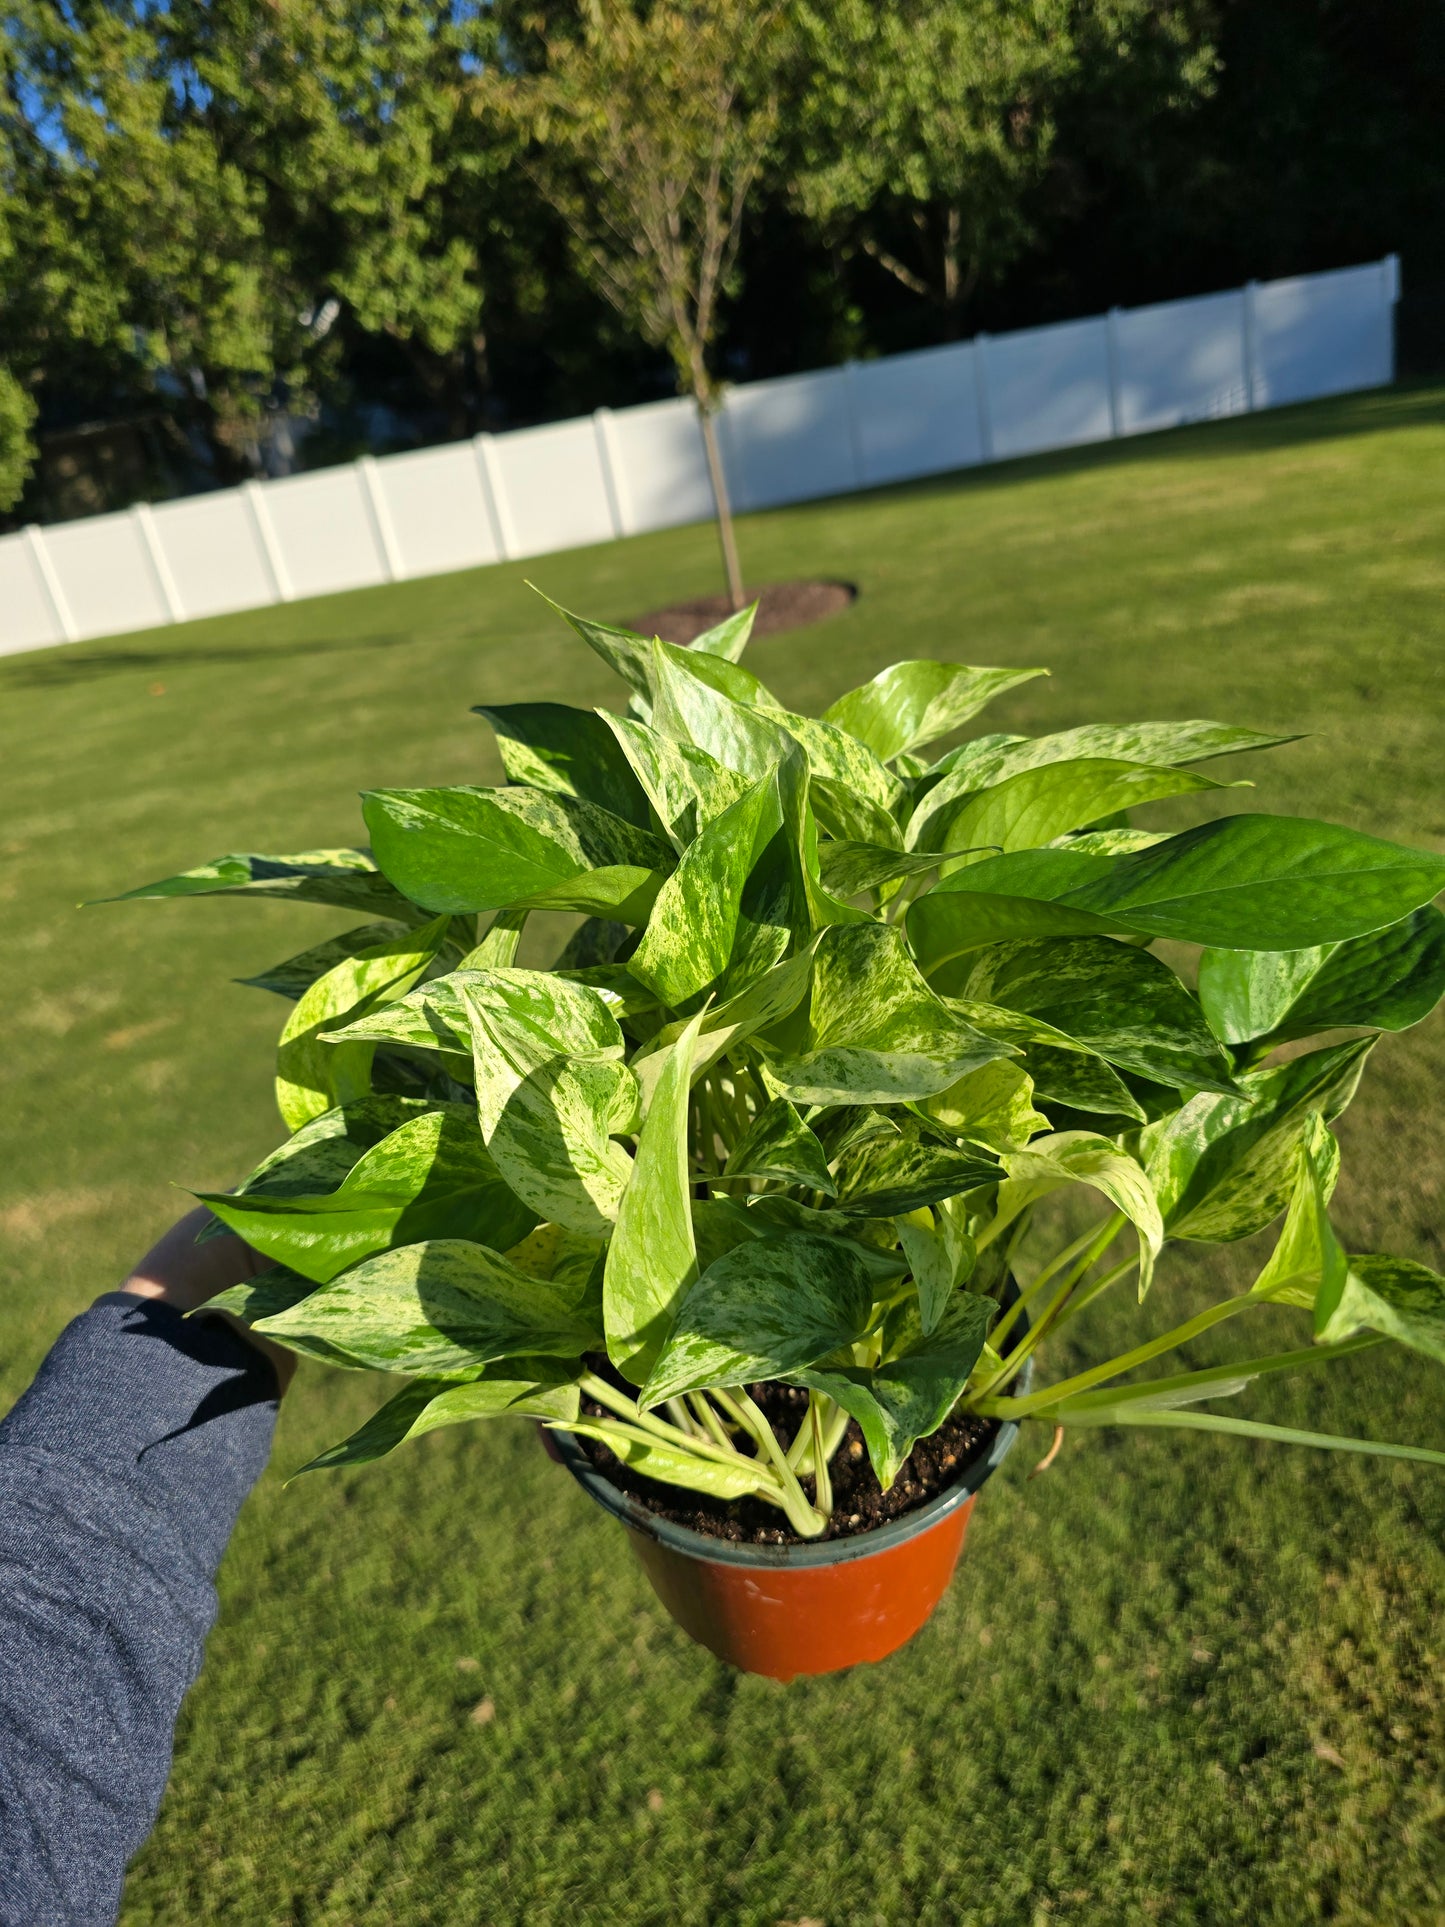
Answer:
[
  {"left": 0, "top": 258, "right": 1399, "bottom": 655},
  {"left": 1115, "top": 290, "right": 1250, "bottom": 434},
  {"left": 151, "top": 490, "right": 277, "bottom": 621},
  {"left": 45, "top": 510, "right": 169, "bottom": 638},
  {"left": 374, "top": 441, "right": 500, "bottom": 579},
  {"left": 0, "top": 535, "right": 64, "bottom": 653},
  {"left": 720, "top": 367, "right": 856, "bottom": 511},
  {"left": 266, "top": 466, "right": 387, "bottom": 601},
  {"left": 847, "top": 342, "right": 983, "bottom": 486},
  {"left": 1252, "top": 262, "right": 1394, "bottom": 409},
  {"left": 984, "top": 315, "right": 1114, "bottom": 460},
  {"left": 605, "top": 397, "right": 714, "bottom": 535},
  {"left": 491, "top": 417, "right": 617, "bottom": 559}
]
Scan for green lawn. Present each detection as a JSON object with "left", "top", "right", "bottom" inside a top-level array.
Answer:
[{"left": 4, "top": 384, "right": 1445, "bottom": 1925}]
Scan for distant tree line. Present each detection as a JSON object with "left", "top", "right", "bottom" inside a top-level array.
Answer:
[{"left": 2, "top": 0, "right": 1440, "bottom": 526}]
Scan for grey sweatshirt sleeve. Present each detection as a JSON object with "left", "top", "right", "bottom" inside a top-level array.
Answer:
[{"left": 0, "top": 1292, "right": 279, "bottom": 1927}]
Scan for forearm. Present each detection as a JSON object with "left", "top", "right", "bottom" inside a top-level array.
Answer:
[{"left": 0, "top": 1292, "right": 279, "bottom": 1926}]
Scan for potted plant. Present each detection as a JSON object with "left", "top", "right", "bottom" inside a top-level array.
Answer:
[{"left": 104, "top": 595, "right": 1445, "bottom": 1679}]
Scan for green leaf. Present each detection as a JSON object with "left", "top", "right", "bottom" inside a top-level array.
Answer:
[
  {"left": 559, "top": 1420, "right": 780, "bottom": 1500},
  {"left": 361, "top": 784, "right": 672, "bottom": 917},
  {"left": 97, "top": 849, "right": 429, "bottom": 923},
  {"left": 1317, "top": 1253, "right": 1445, "bottom": 1363},
  {"left": 237, "top": 922, "right": 416, "bottom": 1000},
  {"left": 1143, "top": 1036, "right": 1374, "bottom": 1243},
  {"left": 921, "top": 1060, "right": 1051, "bottom": 1151},
  {"left": 647, "top": 638, "right": 797, "bottom": 778},
  {"left": 1249, "top": 1115, "right": 1346, "bottom": 1311},
  {"left": 896, "top": 1204, "right": 976, "bottom": 1333},
  {"left": 956, "top": 937, "right": 1239, "bottom": 1095},
  {"left": 689, "top": 600, "right": 759, "bottom": 661},
  {"left": 465, "top": 986, "right": 638, "bottom": 1237},
  {"left": 823, "top": 661, "right": 1048, "bottom": 762},
  {"left": 757, "top": 704, "right": 905, "bottom": 813},
  {"left": 474, "top": 701, "right": 653, "bottom": 827},
  {"left": 600, "top": 711, "right": 752, "bottom": 849},
  {"left": 817, "top": 842, "right": 943, "bottom": 899},
  {"left": 909, "top": 816, "right": 1445, "bottom": 965},
  {"left": 722, "top": 1098, "right": 837, "bottom": 1194},
  {"left": 199, "top": 1106, "right": 537, "bottom": 1283},
  {"left": 632, "top": 946, "right": 819, "bottom": 1118},
  {"left": 810, "top": 776, "right": 905, "bottom": 851},
  {"left": 604, "top": 1008, "right": 706, "bottom": 1383},
  {"left": 794, "top": 1292, "right": 994, "bottom": 1487},
  {"left": 536, "top": 590, "right": 776, "bottom": 712},
  {"left": 947, "top": 999, "right": 1149, "bottom": 1123},
  {"left": 250, "top": 1238, "right": 599, "bottom": 1374},
  {"left": 275, "top": 918, "right": 448, "bottom": 1130},
  {"left": 233, "top": 1097, "right": 436, "bottom": 1202},
  {"left": 294, "top": 1363, "right": 582, "bottom": 1475},
  {"left": 740, "top": 1195, "right": 912, "bottom": 1282},
  {"left": 207, "top": 1263, "right": 319, "bottom": 1327},
  {"left": 627, "top": 762, "right": 786, "bottom": 1006},
  {"left": 909, "top": 719, "right": 1296, "bottom": 848},
  {"left": 761, "top": 923, "right": 1015, "bottom": 1105},
  {"left": 1002, "top": 1130, "right": 1163, "bottom": 1291},
  {"left": 639, "top": 1232, "right": 875, "bottom": 1408},
  {"left": 1198, "top": 906, "right": 1445, "bottom": 1050},
  {"left": 920, "top": 758, "right": 1230, "bottom": 860},
  {"left": 462, "top": 908, "right": 529, "bottom": 968},
  {"left": 833, "top": 1130, "right": 1002, "bottom": 1216}
]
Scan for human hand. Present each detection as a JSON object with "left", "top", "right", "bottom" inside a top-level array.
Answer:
[{"left": 120, "top": 1206, "right": 296, "bottom": 1392}]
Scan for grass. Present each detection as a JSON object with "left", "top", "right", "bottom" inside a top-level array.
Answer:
[{"left": 4, "top": 383, "right": 1445, "bottom": 1925}]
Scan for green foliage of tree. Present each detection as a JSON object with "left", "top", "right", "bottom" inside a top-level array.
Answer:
[{"left": 789, "top": 0, "right": 1216, "bottom": 335}]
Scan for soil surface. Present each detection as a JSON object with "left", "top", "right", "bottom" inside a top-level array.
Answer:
[
  {"left": 626, "top": 578, "right": 856, "bottom": 646},
  {"left": 575, "top": 1374, "right": 997, "bottom": 1547}
]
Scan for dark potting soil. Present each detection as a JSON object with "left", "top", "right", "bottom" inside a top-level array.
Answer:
[
  {"left": 625, "top": 578, "right": 856, "bottom": 647},
  {"left": 574, "top": 1374, "right": 997, "bottom": 1548}
]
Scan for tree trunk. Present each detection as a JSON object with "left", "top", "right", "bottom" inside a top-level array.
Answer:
[{"left": 697, "top": 400, "right": 744, "bottom": 612}]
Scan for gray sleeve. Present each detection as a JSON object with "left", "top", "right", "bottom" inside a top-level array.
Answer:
[{"left": 0, "top": 1293, "right": 279, "bottom": 1927}]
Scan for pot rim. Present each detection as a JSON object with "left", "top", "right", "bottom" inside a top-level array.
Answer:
[{"left": 550, "top": 1359, "right": 1031, "bottom": 1571}]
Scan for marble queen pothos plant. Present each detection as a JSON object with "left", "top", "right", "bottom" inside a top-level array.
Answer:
[{"left": 109, "top": 596, "right": 1445, "bottom": 1537}]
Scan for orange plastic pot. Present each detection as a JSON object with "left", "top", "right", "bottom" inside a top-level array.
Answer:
[{"left": 547, "top": 1408, "right": 1023, "bottom": 1680}]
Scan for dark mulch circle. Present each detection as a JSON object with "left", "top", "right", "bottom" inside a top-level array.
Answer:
[{"left": 626, "top": 578, "right": 857, "bottom": 647}]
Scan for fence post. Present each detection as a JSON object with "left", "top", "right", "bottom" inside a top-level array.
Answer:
[
  {"left": 1383, "top": 254, "right": 1401, "bottom": 384},
  {"left": 973, "top": 333, "right": 995, "bottom": 463},
  {"left": 243, "top": 480, "right": 293, "bottom": 602},
  {"left": 131, "top": 502, "right": 184, "bottom": 623},
  {"left": 473, "top": 433, "right": 516, "bottom": 561},
  {"left": 1241, "top": 280, "right": 1262, "bottom": 411},
  {"left": 591, "top": 408, "right": 630, "bottom": 539},
  {"left": 1105, "top": 308, "right": 1125, "bottom": 439},
  {"left": 357, "top": 455, "right": 407, "bottom": 582},
  {"left": 839, "top": 361, "right": 867, "bottom": 490},
  {"left": 22, "top": 525, "right": 77, "bottom": 642}
]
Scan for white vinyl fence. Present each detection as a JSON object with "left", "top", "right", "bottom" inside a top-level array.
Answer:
[{"left": 0, "top": 256, "right": 1399, "bottom": 656}]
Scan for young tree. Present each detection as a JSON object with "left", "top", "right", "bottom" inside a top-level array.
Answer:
[{"left": 485, "top": 0, "right": 786, "bottom": 610}]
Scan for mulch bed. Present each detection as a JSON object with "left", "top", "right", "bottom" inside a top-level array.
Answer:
[
  {"left": 575, "top": 1376, "right": 996, "bottom": 1548},
  {"left": 626, "top": 578, "right": 856, "bottom": 647}
]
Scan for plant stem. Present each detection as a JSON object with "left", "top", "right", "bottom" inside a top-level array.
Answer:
[
  {"left": 990, "top": 1212, "right": 1125, "bottom": 1353},
  {"left": 688, "top": 1391, "right": 735, "bottom": 1451},
  {"left": 727, "top": 1388, "right": 829, "bottom": 1538},
  {"left": 979, "top": 1298, "right": 1255, "bottom": 1421},
  {"left": 810, "top": 1393, "right": 833, "bottom": 1516},
  {"left": 665, "top": 1397, "right": 701, "bottom": 1437},
  {"left": 578, "top": 1372, "right": 749, "bottom": 1469}
]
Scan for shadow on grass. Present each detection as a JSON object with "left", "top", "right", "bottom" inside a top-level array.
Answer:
[{"left": 0, "top": 627, "right": 416, "bottom": 688}]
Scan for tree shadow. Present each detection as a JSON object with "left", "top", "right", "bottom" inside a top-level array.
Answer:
[{"left": 0, "top": 627, "right": 417, "bottom": 689}]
